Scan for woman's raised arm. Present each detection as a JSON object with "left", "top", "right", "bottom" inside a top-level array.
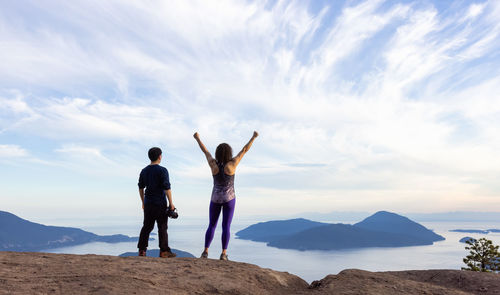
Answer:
[
  {"left": 227, "top": 131, "right": 258, "bottom": 172},
  {"left": 193, "top": 132, "right": 218, "bottom": 174}
]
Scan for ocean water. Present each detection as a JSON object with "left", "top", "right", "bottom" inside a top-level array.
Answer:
[{"left": 43, "top": 218, "right": 500, "bottom": 283}]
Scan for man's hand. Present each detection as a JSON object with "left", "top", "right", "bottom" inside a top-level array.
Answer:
[
  {"left": 193, "top": 132, "right": 200, "bottom": 140},
  {"left": 253, "top": 131, "right": 259, "bottom": 138},
  {"left": 169, "top": 203, "right": 175, "bottom": 210},
  {"left": 139, "top": 188, "right": 145, "bottom": 211}
]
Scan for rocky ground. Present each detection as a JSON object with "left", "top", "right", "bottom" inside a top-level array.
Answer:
[
  {"left": 309, "top": 269, "right": 500, "bottom": 295},
  {"left": 1, "top": 252, "right": 499, "bottom": 294}
]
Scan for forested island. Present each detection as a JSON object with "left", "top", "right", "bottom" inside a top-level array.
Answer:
[
  {"left": 0, "top": 211, "right": 140, "bottom": 251},
  {"left": 236, "top": 211, "right": 445, "bottom": 251}
]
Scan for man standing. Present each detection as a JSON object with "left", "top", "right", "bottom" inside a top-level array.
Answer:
[{"left": 137, "top": 147, "right": 176, "bottom": 258}]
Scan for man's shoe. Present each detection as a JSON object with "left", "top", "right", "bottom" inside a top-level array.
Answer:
[
  {"left": 160, "top": 251, "right": 177, "bottom": 258},
  {"left": 138, "top": 250, "right": 146, "bottom": 257}
]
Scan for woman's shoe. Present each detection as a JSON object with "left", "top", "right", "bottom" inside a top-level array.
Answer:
[
  {"left": 138, "top": 250, "right": 146, "bottom": 256},
  {"left": 219, "top": 253, "right": 228, "bottom": 261},
  {"left": 200, "top": 251, "right": 208, "bottom": 259}
]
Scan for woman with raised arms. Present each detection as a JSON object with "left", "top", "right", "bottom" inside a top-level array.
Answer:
[{"left": 193, "top": 131, "right": 258, "bottom": 260}]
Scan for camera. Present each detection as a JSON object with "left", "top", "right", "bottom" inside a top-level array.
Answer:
[{"left": 166, "top": 207, "right": 178, "bottom": 219}]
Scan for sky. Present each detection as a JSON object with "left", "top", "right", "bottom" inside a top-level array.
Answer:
[{"left": 1, "top": 0, "right": 500, "bottom": 221}]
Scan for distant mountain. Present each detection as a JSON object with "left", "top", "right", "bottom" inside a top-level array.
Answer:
[
  {"left": 354, "top": 211, "right": 445, "bottom": 243},
  {"left": 287, "top": 211, "right": 371, "bottom": 223},
  {"left": 0, "top": 211, "right": 139, "bottom": 251},
  {"left": 119, "top": 249, "right": 195, "bottom": 258},
  {"left": 450, "top": 229, "right": 499, "bottom": 234},
  {"left": 459, "top": 237, "right": 475, "bottom": 243},
  {"left": 405, "top": 211, "right": 500, "bottom": 222},
  {"left": 268, "top": 224, "right": 436, "bottom": 251},
  {"left": 291, "top": 211, "right": 500, "bottom": 222},
  {"left": 235, "top": 218, "right": 328, "bottom": 242},
  {"left": 237, "top": 211, "right": 445, "bottom": 251}
]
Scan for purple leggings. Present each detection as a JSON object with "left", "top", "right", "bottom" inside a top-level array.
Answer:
[{"left": 204, "top": 198, "right": 236, "bottom": 250}]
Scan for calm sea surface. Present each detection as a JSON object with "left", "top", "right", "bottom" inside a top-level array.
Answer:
[{"left": 43, "top": 217, "right": 500, "bottom": 283}]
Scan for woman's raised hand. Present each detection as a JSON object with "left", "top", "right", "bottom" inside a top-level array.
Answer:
[
  {"left": 253, "top": 131, "right": 259, "bottom": 138},
  {"left": 193, "top": 132, "right": 200, "bottom": 140}
]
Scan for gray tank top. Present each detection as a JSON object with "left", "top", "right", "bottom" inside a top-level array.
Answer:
[{"left": 211, "top": 162, "right": 235, "bottom": 203}]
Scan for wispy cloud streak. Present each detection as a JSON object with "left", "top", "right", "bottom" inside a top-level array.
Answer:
[{"left": 1, "top": 0, "right": 499, "bottom": 214}]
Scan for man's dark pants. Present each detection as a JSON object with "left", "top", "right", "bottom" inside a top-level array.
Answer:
[{"left": 138, "top": 203, "right": 170, "bottom": 252}]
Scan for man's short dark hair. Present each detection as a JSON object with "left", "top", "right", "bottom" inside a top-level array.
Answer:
[{"left": 148, "top": 147, "right": 162, "bottom": 162}]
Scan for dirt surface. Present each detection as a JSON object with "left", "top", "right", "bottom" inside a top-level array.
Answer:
[
  {"left": 309, "top": 269, "right": 500, "bottom": 295},
  {"left": 0, "top": 251, "right": 308, "bottom": 295},
  {"left": 387, "top": 269, "right": 500, "bottom": 295},
  {"left": 1, "top": 252, "right": 499, "bottom": 294}
]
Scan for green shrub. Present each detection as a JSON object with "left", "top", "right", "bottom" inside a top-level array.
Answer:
[{"left": 462, "top": 238, "right": 500, "bottom": 272}]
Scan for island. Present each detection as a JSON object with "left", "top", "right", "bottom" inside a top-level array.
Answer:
[
  {"left": 0, "top": 210, "right": 142, "bottom": 252},
  {"left": 235, "top": 218, "right": 328, "bottom": 242},
  {"left": 459, "top": 237, "right": 475, "bottom": 243},
  {"left": 450, "top": 229, "right": 489, "bottom": 234},
  {"left": 450, "top": 229, "right": 500, "bottom": 234},
  {"left": 236, "top": 211, "right": 445, "bottom": 251}
]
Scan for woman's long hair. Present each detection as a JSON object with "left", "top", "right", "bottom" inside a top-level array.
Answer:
[{"left": 215, "top": 143, "right": 233, "bottom": 165}]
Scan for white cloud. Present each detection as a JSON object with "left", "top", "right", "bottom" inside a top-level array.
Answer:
[
  {"left": 0, "top": 144, "right": 28, "bottom": 158},
  {"left": 1, "top": 0, "right": 500, "bottom": 213},
  {"left": 464, "top": 3, "right": 486, "bottom": 21},
  {"left": 1, "top": 96, "right": 192, "bottom": 147},
  {"left": 56, "top": 144, "right": 109, "bottom": 161}
]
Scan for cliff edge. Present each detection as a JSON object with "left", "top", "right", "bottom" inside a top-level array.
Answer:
[{"left": 1, "top": 252, "right": 499, "bottom": 294}]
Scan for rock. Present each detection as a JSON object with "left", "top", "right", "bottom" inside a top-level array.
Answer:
[
  {"left": 0, "top": 251, "right": 308, "bottom": 295},
  {"left": 310, "top": 269, "right": 500, "bottom": 295},
  {"left": 386, "top": 269, "right": 500, "bottom": 295},
  {"left": 1, "top": 252, "right": 499, "bottom": 294}
]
